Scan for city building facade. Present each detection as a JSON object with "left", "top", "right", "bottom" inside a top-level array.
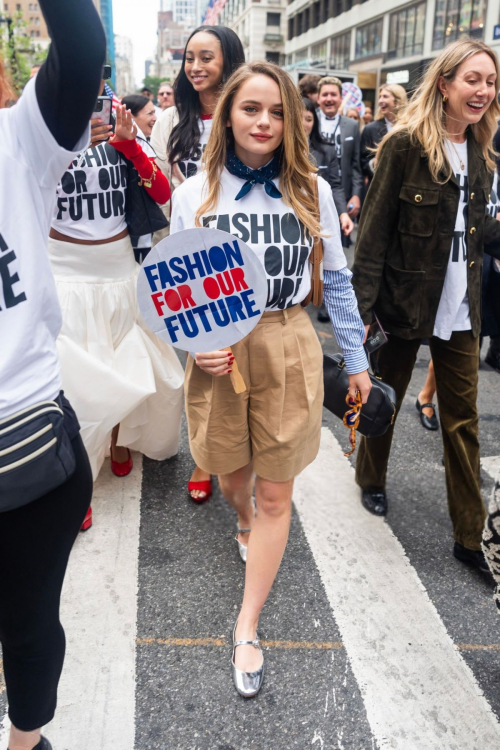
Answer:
[
  {"left": 114, "top": 34, "right": 134, "bottom": 96},
  {"left": 207, "top": 0, "right": 287, "bottom": 64},
  {"left": 285, "top": 0, "right": 500, "bottom": 111},
  {"left": 156, "top": 9, "right": 192, "bottom": 80},
  {"left": 2, "top": 1, "right": 49, "bottom": 47},
  {"left": 99, "top": 0, "right": 116, "bottom": 85}
]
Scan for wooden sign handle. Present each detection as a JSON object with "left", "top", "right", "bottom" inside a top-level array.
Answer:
[{"left": 223, "top": 347, "right": 246, "bottom": 394}]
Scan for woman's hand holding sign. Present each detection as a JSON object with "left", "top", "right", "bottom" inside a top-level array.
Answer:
[{"left": 195, "top": 350, "right": 234, "bottom": 376}]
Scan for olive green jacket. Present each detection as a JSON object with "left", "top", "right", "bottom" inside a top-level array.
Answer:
[{"left": 351, "top": 130, "right": 500, "bottom": 338}]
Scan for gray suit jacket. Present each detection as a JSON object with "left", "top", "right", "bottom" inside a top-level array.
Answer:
[{"left": 339, "top": 115, "right": 363, "bottom": 200}]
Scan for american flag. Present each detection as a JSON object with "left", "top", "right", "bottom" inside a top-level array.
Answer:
[{"left": 104, "top": 82, "right": 121, "bottom": 113}]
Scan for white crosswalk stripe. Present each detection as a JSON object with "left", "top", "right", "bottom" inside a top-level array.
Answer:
[
  {"left": 1, "top": 439, "right": 500, "bottom": 748},
  {"left": 0, "top": 456, "right": 143, "bottom": 749},
  {"left": 294, "top": 428, "right": 500, "bottom": 750}
]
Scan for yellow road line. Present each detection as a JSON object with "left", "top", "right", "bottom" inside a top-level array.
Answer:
[
  {"left": 0, "top": 663, "right": 4, "bottom": 694},
  {"left": 136, "top": 637, "right": 343, "bottom": 650},
  {"left": 136, "top": 638, "right": 500, "bottom": 652}
]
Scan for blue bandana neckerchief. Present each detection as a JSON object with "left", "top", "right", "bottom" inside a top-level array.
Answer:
[{"left": 225, "top": 150, "right": 282, "bottom": 201}]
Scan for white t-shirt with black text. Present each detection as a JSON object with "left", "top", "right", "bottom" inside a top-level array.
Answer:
[
  {"left": 433, "top": 139, "right": 471, "bottom": 340},
  {"left": 318, "top": 111, "right": 342, "bottom": 165},
  {"left": 176, "top": 116, "right": 213, "bottom": 181},
  {"left": 170, "top": 169, "right": 346, "bottom": 310},
  {"left": 0, "top": 79, "right": 89, "bottom": 419},
  {"left": 52, "top": 142, "right": 128, "bottom": 240}
]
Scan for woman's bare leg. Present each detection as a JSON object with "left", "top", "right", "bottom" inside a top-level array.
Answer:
[
  {"left": 219, "top": 462, "right": 255, "bottom": 546},
  {"left": 219, "top": 470, "right": 294, "bottom": 672},
  {"left": 110, "top": 424, "right": 128, "bottom": 463},
  {"left": 8, "top": 726, "right": 41, "bottom": 750},
  {"left": 418, "top": 359, "right": 437, "bottom": 419}
]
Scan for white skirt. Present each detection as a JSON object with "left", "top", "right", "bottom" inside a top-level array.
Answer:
[{"left": 49, "top": 235, "right": 184, "bottom": 480}]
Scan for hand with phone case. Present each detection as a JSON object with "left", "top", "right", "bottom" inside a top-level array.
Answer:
[{"left": 90, "top": 95, "right": 113, "bottom": 147}]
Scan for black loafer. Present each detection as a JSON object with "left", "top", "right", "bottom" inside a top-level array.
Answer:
[
  {"left": 453, "top": 542, "right": 492, "bottom": 576},
  {"left": 485, "top": 348, "right": 500, "bottom": 373},
  {"left": 416, "top": 398, "right": 439, "bottom": 431},
  {"left": 317, "top": 302, "right": 330, "bottom": 323},
  {"left": 361, "top": 488, "right": 387, "bottom": 516}
]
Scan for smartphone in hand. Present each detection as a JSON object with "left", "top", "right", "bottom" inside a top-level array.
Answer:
[{"left": 92, "top": 96, "right": 112, "bottom": 125}]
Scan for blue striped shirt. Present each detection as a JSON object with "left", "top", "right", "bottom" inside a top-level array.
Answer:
[{"left": 323, "top": 267, "right": 369, "bottom": 374}]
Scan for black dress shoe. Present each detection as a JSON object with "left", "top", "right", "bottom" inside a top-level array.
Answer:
[
  {"left": 317, "top": 302, "right": 330, "bottom": 322},
  {"left": 361, "top": 488, "right": 387, "bottom": 516},
  {"left": 485, "top": 348, "right": 500, "bottom": 373},
  {"left": 453, "top": 542, "right": 492, "bottom": 576},
  {"left": 416, "top": 398, "right": 439, "bottom": 430}
]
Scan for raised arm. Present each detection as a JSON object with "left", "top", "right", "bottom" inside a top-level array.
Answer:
[{"left": 35, "top": 0, "right": 106, "bottom": 150}]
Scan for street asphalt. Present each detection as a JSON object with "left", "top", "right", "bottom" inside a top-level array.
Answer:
[{"left": 1, "top": 242, "right": 500, "bottom": 750}]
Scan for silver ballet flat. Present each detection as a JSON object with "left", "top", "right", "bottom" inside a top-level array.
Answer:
[
  {"left": 231, "top": 622, "right": 264, "bottom": 698},
  {"left": 235, "top": 526, "right": 251, "bottom": 562}
]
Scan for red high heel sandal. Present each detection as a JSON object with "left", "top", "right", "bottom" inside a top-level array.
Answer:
[
  {"left": 111, "top": 448, "right": 133, "bottom": 477},
  {"left": 81, "top": 506, "right": 92, "bottom": 532},
  {"left": 187, "top": 477, "right": 213, "bottom": 504}
]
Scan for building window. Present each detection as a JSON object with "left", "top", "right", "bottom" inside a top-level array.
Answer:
[
  {"left": 313, "top": 1, "right": 320, "bottom": 26},
  {"left": 433, "top": 0, "right": 486, "bottom": 50},
  {"left": 355, "top": 19, "right": 383, "bottom": 59},
  {"left": 16, "top": 3, "right": 21, "bottom": 9},
  {"left": 267, "top": 12, "right": 281, "bottom": 26},
  {"left": 266, "top": 51, "right": 280, "bottom": 63},
  {"left": 331, "top": 31, "right": 351, "bottom": 69},
  {"left": 388, "top": 2, "right": 426, "bottom": 59},
  {"left": 288, "top": 18, "right": 294, "bottom": 40},
  {"left": 296, "top": 48, "right": 309, "bottom": 66},
  {"left": 311, "top": 41, "right": 327, "bottom": 67}
]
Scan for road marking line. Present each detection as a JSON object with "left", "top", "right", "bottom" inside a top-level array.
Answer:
[
  {"left": 0, "top": 665, "right": 4, "bottom": 694},
  {"left": 24, "top": 455, "right": 141, "bottom": 750},
  {"left": 294, "top": 427, "right": 500, "bottom": 750},
  {"left": 136, "top": 637, "right": 343, "bottom": 650},
  {"left": 457, "top": 644, "right": 500, "bottom": 651}
]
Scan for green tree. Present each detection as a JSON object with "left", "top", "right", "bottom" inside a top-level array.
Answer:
[
  {"left": 0, "top": 12, "right": 48, "bottom": 95},
  {"left": 141, "top": 76, "right": 164, "bottom": 97}
]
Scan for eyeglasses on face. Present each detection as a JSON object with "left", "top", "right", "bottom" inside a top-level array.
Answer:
[{"left": 158, "top": 91, "right": 173, "bottom": 97}]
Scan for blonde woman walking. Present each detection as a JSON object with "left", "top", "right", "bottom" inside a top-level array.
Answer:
[
  {"left": 360, "top": 83, "right": 408, "bottom": 183},
  {"left": 352, "top": 39, "right": 500, "bottom": 576}
]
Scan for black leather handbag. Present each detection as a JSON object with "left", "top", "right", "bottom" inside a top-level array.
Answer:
[
  {"left": 124, "top": 155, "right": 170, "bottom": 239},
  {"left": 323, "top": 353, "right": 397, "bottom": 438}
]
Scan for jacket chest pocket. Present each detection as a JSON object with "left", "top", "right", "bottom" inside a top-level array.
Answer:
[{"left": 398, "top": 186, "right": 440, "bottom": 238}]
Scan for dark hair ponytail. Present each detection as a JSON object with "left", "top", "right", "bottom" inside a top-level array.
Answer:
[
  {"left": 121, "top": 94, "right": 150, "bottom": 117},
  {"left": 168, "top": 25, "right": 245, "bottom": 166},
  {"left": 302, "top": 96, "right": 324, "bottom": 152}
]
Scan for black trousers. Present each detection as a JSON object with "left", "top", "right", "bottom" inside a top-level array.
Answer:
[{"left": 0, "top": 434, "right": 92, "bottom": 731}]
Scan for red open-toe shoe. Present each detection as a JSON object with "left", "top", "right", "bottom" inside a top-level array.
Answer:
[
  {"left": 111, "top": 448, "right": 133, "bottom": 477},
  {"left": 81, "top": 506, "right": 92, "bottom": 532},
  {"left": 188, "top": 478, "right": 213, "bottom": 504}
]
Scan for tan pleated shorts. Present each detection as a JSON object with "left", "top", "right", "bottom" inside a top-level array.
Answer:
[{"left": 184, "top": 305, "right": 324, "bottom": 482}]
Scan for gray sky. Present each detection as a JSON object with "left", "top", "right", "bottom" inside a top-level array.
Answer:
[{"left": 113, "top": 0, "right": 160, "bottom": 88}]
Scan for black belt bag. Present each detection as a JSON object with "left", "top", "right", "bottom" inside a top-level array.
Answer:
[
  {"left": 323, "top": 353, "right": 397, "bottom": 438},
  {"left": 0, "top": 396, "right": 77, "bottom": 512}
]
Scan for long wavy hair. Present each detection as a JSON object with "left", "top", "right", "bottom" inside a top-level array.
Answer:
[
  {"left": 168, "top": 26, "right": 245, "bottom": 166},
  {"left": 376, "top": 38, "right": 500, "bottom": 183},
  {"left": 374, "top": 84, "right": 408, "bottom": 121},
  {"left": 195, "top": 62, "right": 321, "bottom": 239}
]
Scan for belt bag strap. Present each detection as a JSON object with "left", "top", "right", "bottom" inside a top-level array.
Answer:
[{"left": 0, "top": 398, "right": 76, "bottom": 512}]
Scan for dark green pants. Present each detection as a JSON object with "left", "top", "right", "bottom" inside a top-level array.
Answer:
[{"left": 355, "top": 331, "right": 485, "bottom": 550}]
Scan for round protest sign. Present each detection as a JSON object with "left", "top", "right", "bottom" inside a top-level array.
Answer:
[
  {"left": 342, "top": 82, "right": 366, "bottom": 118},
  {"left": 137, "top": 227, "right": 267, "bottom": 352}
]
